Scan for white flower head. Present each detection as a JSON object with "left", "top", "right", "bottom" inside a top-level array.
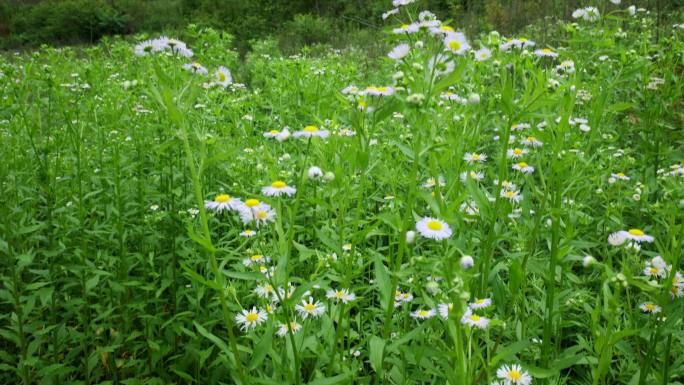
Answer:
[
  {"left": 276, "top": 320, "right": 302, "bottom": 337},
  {"left": 205, "top": 194, "right": 242, "bottom": 212},
  {"left": 326, "top": 288, "right": 356, "bottom": 304},
  {"left": 416, "top": 217, "right": 452, "bottom": 240},
  {"left": 497, "top": 364, "right": 532, "bottom": 385},
  {"left": 474, "top": 47, "right": 492, "bottom": 61},
  {"left": 293, "top": 125, "right": 330, "bottom": 139},
  {"left": 444, "top": 32, "right": 471, "bottom": 55},
  {"left": 235, "top": 307, "right": 267, "bottom": 331},
  {"left": 460, "top": 255, "right": 475, "bottom": 269},
  {"left": 411, "top": 309, "right": 436, "bottom": 320},
  {"left": 262, "top": 181, "right": 296, "bottom": 197},
  {"left": 295, "top": 297, "right": 326, "bottom": 319},
  {"left": 388, "top": 43, "right": 410, "bottom": 60},
  {"left": 461, "top": 309, "right": 489, "bottom": 329}
]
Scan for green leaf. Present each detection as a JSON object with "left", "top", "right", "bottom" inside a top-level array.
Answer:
[
  {"left": 490, "top": 340, "right": 531, "bottom": 367},
  {"left": 248, "top": 324, "right": 274, "bottom": 370},
  {"left": 307, "top": 373, "right": 352, "bottom": 385},
  {"left": 369, "top": 336, "right": 385, "bottom": 377}
]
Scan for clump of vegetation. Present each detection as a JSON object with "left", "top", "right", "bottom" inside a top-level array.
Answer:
[{"left": 1, "top": 1, "right": 683, "bottom": 384}]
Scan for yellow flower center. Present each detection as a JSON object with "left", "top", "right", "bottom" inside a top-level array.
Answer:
[
  {"left": 215, "top": 194, "right": 231, "bottom": 203},
  {"left": 256, "top": 210, "right": 268, "bottom": 219},
  {"left": 250, "top": 255, "right": 262, "bottom": 261},
  {"left": 509, "top": 370, "right": 522, "bottom": 380},
  {"left": 271, "top": 181, "right": 286, "bottom": 188},
  {"left": 245, "top": 199, "right": 260, "bottom": 207},
  {"left": 527, "top": 136, "right": 536, "bottom": 141},
  {"left": 395, "top": 291, "right": 401, "bottom": 296},
  {"left": 427, "top": 220, "right": 443, "bottom": 231},
  {"left": 402, "top": 293, "right": 410, "bottom": 299},
  {"left": 476, "top": 299, "right": 485, "bottom": 304},
  {"left": 628, "top": 229, "right": 644, "bottom": 236},
  {"left": 218, "top": 72, "right": 226, "bottom": 81},
  {"left": 448, "top": 41, "right": 462, "bottom": 51},
  {"left": 518, "top": 162, "right": 529, "bottom": 168},
  {"left": 519, "top": 38, "right": 528, "bottom": 42},
  {"left": 441, "top": 26, "right": 454, "bottom": 32},
  {"left": 472, "top": 154, "right": 481, "bottom": 160},
  {"left": 304, "top": 125, "right": 318, "bottom": 132},
  {"left": 649, "top": 267, "right": 658, "bottom": 274},
  {"left": 246, "top": 312, "right": 259, "bottom": 322},
  {"left": 269, "top": 129, "right": 280, "bottom": 134},
  {"left": 645, "top": 303, "right": 655, "bottom": 311},
  {"left": 470, "top": 315, "right": 481, "bottom": 321},
  {"left": 304, "top": 303, "right": 315, "bottom": 312},
  {"left": 335, "top": 291, "right": 345, "bottom": 298},
  {"left": 358, "top": 101, "right": 367, "bottom": 108},
  {"left": 513, "top": 148, "right": 523, "bottom": 155},
  {"left": 542, "top": 48, "right": 553, "bottom": 53},
  {"left": 616, "top": 172, "right": 625, "bottom": 177},
  {"left": 266, "top": 305, "right": 273, "bottom": 312},
  {"left": 377, "top": 87, "right": 388, "bottom": 92},
  {"left": 401, "top": 24, "right": 410, "bottom": 29},
  {"left": 419, "top": 310, "right": 430, "bottom": 317},
  {"left": 505, "top": 191, "right": 515, "bottom": 197},
  {"left": 289, "top": 322, "right": 298, "bottom": 329}
]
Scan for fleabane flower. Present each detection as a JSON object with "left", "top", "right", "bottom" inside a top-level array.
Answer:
[
  {"left": 362, "top": 86, "right": 395, "bottom": 96},
  {"left": 461, "top": 309, "right": 490, "bottom": 329},
  {"left": 205, "top": 194, "right": 242, "bottom": 212},
  {"left": 520, "top": 136, "right": 543, "bottom": 147},
  {"left": 240, "top": 229, "right": 257, "bottom": 237},
  {"left": 213, "top": 66, "right": 232, "bottom": 87},
  {"left": 444, "top": 32, "right": 470, "bottom": 55},
  {"left": 295, "top": 297, "right": 326, "bottom": 319},
  {"left": 411, "top": 309, "right": 436, "bottom": 320},
  {"left": 388, "top": 43, "right": 410, "bottom": 60},
  {"left": 262, "top": 181, "right": 296, "bottom": 197},
  {"left": 235, "top": 307, "right": 267, "bottom": 331},
  {"left": 464, "top": 152, "right": 487, "bottom": 164},
  {"left": 243, "top": 254, "right": 271, "bottom": 267},
  {"left": 639, "top": 302, "right": 662, "bottom": 314},
  {"left": 500, "top": 188, "right": 522, "bottom": 203},
  {"left": 507, "top": 148, "right": 529, "bottom": 158},
  {"left": 393, "top": 23, "right": 420, "bottom": 34},
  {"left": 183, "top": 62, "right": 208, "bottom": 75},
  {"left": 611, "top": 172, "right": 630, "bottom": 181},
  {"left": 617, "top": 228, "right": 654, "bottom": 243},
  {"left": 238, "top": 199, "right": 276, "bottom": 226},
  {"left": 416, "top": 217, "right": 452, "bottom": 240},
  {"left": 512, "top": 162, "right": 535, "bottom": 174},
  {"left": 293, "top": 125, "right": 330, "bottom": 139},
  {"left": 534, "top": 48, "right": 558, "bottom": 58},
  {"left": 263, "top": 128, "right": 291, "bottom": 141},
  {"left": 438, "top": 303, "right": 453, "bottom": 319},
  {"left": 276, "top": 321, "right": 302, "bottom": 337},
  {"left": 469, "top": 298, "right": 492, "bottom": 310},
  {"left": 474, "top": 47, "right": 492, "bottom": 61},
  {"left": 326, "top": 288, "right": 356, "bottom": 304},
  {"left": 496, "top": 364, "right": 532, "bottom": 385}
]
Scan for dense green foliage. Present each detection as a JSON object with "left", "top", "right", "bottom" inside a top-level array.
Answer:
[
  {"left": 1, "top": 1, "right": 684, "bottom": 385},
  {"left": 2, "top": 0, "right": 683, "bottom": 52}
]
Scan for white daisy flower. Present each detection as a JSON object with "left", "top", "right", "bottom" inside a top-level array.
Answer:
[
  {"left": 460, "top": 171, "right": 485, "bottom": 182},
  {"left": 362, "top": 86, "right": 395, "bottom": 96},
  {"left": 507, "top": 148, "right": 529, "bottom": 158},
  {"left": 608, "top": 232, "right": 627, "bottom": 246},
  {"left": 388, "top": 43, "right": 410, "bottom": 60},
  {"left": 326, "top": 288, "right": 356, "bottom": 304},
  {"left": 444, "top": 32, "right": 470, "bottom": 55},
  {"left": 382, "top": 8, "right": 399, "bottom": 20},
  {"left": 416, "top": 217, "right": 452, "bottom": 240},
  {"left": 394, "top": 291, "right": 414, "bottom": 307},
  {"left": 392, "top": 0, "right": 417, "bottom": 6},
  {"left": 213, "top": 66, "right": 233, "bottom": 87},
  {"left": 512, "top": 162, "right": 534, "bottom": 174},
  {"left": 534, "top": 48, "right": 558, "bottom": 58},
  {"left": 500, "top": 189, "right": 522, "bottom": 203},
  {"left": 295, "top": 297, "right": 326, "bottom": 319},
  {"left": 238, "top": 200, "right": 276, "bottom": 226},
  {"left": 429, "top": 25, "right": 456, "bottom": 36},
  {"left": 276, "top": 320, "right": 302, "bottom": 337},
  {"left": 511, "top": 122, "right": 531, "bottom": 131},
  {"left": 461, "top": 309, "right": 489, "bottom": 329},
  {"left": 235, "top": 307, "right": 267, "bottom": 331},
  {"left": 292, "top": 125, "right": 330, "bottom": 139},
  {"left": 411, "top": 309, "right": 436, "bottom": 320},
  {"left": 422, "top": 176, "right": 446, "bottom": 188},
  {"left": 463, "top": 152, "right": 487, "bottom": 164},
  {"left": 393, "top": 23, "right": 420, "bottom": 34},
  {"left": 441, "top": 91, "right": 467, "bottom": 104},
  {"left": 308, "top": 166, "right": 323, "bottom": 179},
  {"left": 520, "top": 136, "right": 543, "bottom": 147},
  {"left": 474, "top": 47, "right": 492, "bottom": 61},
  {"left": 240, "top": 229, "right": 257, "bottom": 237},
  {"left": 617, "top": 228, "right": 654, "bottom": 243},
  {"left": 639, "top": 302, "right": 661, "bottom": 314},
  {"left": 183, "top": 62, "right": 208, "bottom": 75},
  {"left": 262, "top": 181, "right": 296, "bottom": 197},
  {"left": 496, "top": 364, "right": 532, "bottom": 385},
  {"left": 469, "top": 298, "right": 492, "bottom": 310},
  {"left": 255, "top": 283, "right": 276, "bottom": 299},
  {"left": 438, "top": 303, "right": 453, "bottom": 319},
  {"left": 611, "top": 172, "right": 630, "bottom": 181},
  {"left": 341, "top": 85, "right": 359, "bottom": 95},
  {"left": 243, "top": 254, "right": 271, "bottom": 267},
  {"left": 204, "top": 194, "right": 242, "bottom": 212},
  {"left": 263, "top": 128, "right": 291, "bottom": 141}
]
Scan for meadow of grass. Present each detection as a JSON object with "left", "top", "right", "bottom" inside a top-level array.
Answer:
[{"left": 0, "top": 1, "right": 683, "bottom": 384}]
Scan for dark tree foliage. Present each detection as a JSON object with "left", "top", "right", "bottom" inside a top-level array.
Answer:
[{"left": 1, "top": 0, "right": 683, "bottom": 50}]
